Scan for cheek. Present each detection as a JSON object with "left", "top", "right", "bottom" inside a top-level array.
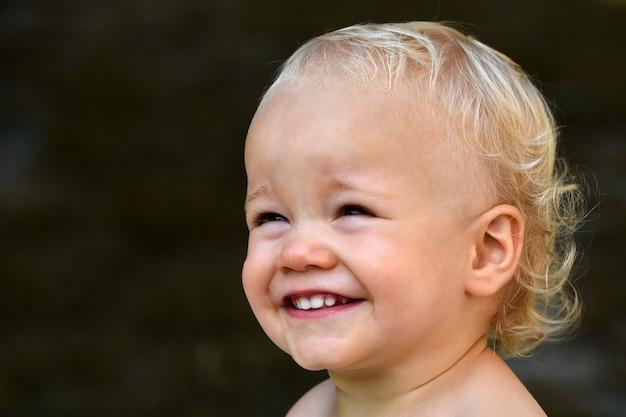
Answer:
[
  {"left": 241, "top": 258, "right": 255, "bottom": 302},
  {"left": 241, "top": 240, "right": 282, "bottom": 320},
  {"left": 241, "top": 248, "right": 271, "bottom": 310},
  {"left": 372, "top": 231, "right": 465, "bottom": 302},
  {"left": 242, "top": 253, "right": 289, "bottom": 352}
]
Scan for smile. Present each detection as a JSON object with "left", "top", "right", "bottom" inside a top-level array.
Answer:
[{"left": 289, "top": 294, "right": 352, "bottom": 311}]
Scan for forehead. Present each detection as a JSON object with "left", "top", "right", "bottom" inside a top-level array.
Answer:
[
  {"left": 245, "top": 74, "right": 443, "bottom": 167},
  {"left": 249, "top": 96, "right": 380, "bottom": 193}
]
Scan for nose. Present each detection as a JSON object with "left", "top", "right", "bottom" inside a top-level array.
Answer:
[{"left": 276, "top": 225, "right": 338, "bottom": 272}]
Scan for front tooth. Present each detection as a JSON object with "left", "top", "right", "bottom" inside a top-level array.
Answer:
[
  {"left": 310, "top": 295, "right": 324, "bottom": 309},
  {"left": 324, "top": 296, "right": 336, "bottom": 307}
]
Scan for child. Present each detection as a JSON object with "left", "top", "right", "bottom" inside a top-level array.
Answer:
[{"left": 242, "top": 21, "right": 584, "bottom": 416}]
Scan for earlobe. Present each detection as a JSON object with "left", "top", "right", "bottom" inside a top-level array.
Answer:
[{"left": 466, "top": 205, "right": 524, "bottom": 297}]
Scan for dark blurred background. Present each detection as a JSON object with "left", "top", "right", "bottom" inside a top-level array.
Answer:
[{"left": 1, "top": 1, "right": 625, "bottom": 416}]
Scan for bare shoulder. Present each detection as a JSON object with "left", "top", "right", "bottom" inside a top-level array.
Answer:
[{"left": 286, "top": 379, "right": 336, "bottom": 417}]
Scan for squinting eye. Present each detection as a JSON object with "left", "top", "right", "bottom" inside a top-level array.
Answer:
[
  {"left": 340, "top": 205, "right": 373, "bottom": 217},
  {"left": 254, "top": 212, "right": 288, "bottom": 225}
]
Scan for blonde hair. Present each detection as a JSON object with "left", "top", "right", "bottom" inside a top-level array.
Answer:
[{"left": 262, "top": 21, "right": 585, "bottom": 358}]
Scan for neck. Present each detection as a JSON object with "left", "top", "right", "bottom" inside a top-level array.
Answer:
[{"left": 329, "top": 336, "right": 491, "bottom": 417}]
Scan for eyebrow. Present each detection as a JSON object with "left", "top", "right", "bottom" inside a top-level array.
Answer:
[
  {"left": 325, "top": 177, "right": 387, "bottom": 198},
  {"left": 244, "top": 177, "right": 389, "bottom": 211},
  {"left": 244, "top": 185, "right": 272, "bottom": 211}
]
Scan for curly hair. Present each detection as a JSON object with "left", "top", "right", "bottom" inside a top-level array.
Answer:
[{"left": 262, "top": 21, "right": 586, "bottom": 358}]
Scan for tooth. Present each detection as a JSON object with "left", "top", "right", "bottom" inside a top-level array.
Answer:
[
  {"left": 299, "top": 298, "right": 311, "bottom": 310},
  {"left": 324, "top": 296, "right": 336, "bottom": 307},
  {"left": 310, "top": 295, "right": 324, "bottom": 309}
]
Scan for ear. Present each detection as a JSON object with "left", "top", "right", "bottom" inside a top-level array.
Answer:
[{"left": 466, "top": 204, "right": 524, "bottom": 297}]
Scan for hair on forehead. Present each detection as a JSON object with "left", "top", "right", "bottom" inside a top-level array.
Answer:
[
  {"left": 264, "top": 22, "right": 445, "bottom": 96},
  {"left": 263, "top": 21, "right": 532, "bottom": 101}
]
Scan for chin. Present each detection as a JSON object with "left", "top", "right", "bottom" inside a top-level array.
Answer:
[
  {"left": 290, "top": 350, "right": 333, "bottom": 371},
  {"left": 280, "top": 332, "right": 367, "bottom": 371},
  {"left": 290, "top": 347, "right": 356, "bottom": 372},
  {"left": 293, "top": 360, "right": 327, "bottom": 372}
]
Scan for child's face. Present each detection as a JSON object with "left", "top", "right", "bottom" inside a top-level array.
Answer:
[{"left": 243, "top": 76, "right": 480, "bottom": 373}]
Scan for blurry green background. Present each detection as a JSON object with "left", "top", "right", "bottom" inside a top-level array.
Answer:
[{"left": 1, "top": 0, "right": 625, "bottom": 416}]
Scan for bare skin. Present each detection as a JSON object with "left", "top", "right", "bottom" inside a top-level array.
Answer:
[
  {"left": 287, "top": 339, "right": 546, "bottom": 417},
  {"left": 244, "top": 74, "right": 546, "bottom": 417}
]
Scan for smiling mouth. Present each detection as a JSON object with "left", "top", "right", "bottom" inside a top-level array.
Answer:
[{"left": 288, "top": 294, "right": 355, "bottom": 311}]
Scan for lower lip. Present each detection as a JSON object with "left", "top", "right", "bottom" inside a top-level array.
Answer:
[{"left": 284, "top": 300, "right": 365, "bottom": 319}]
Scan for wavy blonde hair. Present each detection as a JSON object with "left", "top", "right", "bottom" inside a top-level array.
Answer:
[{"left": 262, "top": 21, "right": 585, "bottom": 358}]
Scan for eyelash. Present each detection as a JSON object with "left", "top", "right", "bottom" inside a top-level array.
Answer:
[
  {"left": 339, "top": 204, "right": 374, "bottom": 217},
  {"left": 251, "top": 204, "right": 374, "bottom": 227},
  {"left": 253, "top": 212, "right": 288, "bottom": 226}
]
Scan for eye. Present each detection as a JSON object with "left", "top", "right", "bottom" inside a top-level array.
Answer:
[
  {"left": 339, "top": 204, "right": 374, "bottom": 217},
  {"left": 253, "top": 212, "right": 289, "bottom": 226}
]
